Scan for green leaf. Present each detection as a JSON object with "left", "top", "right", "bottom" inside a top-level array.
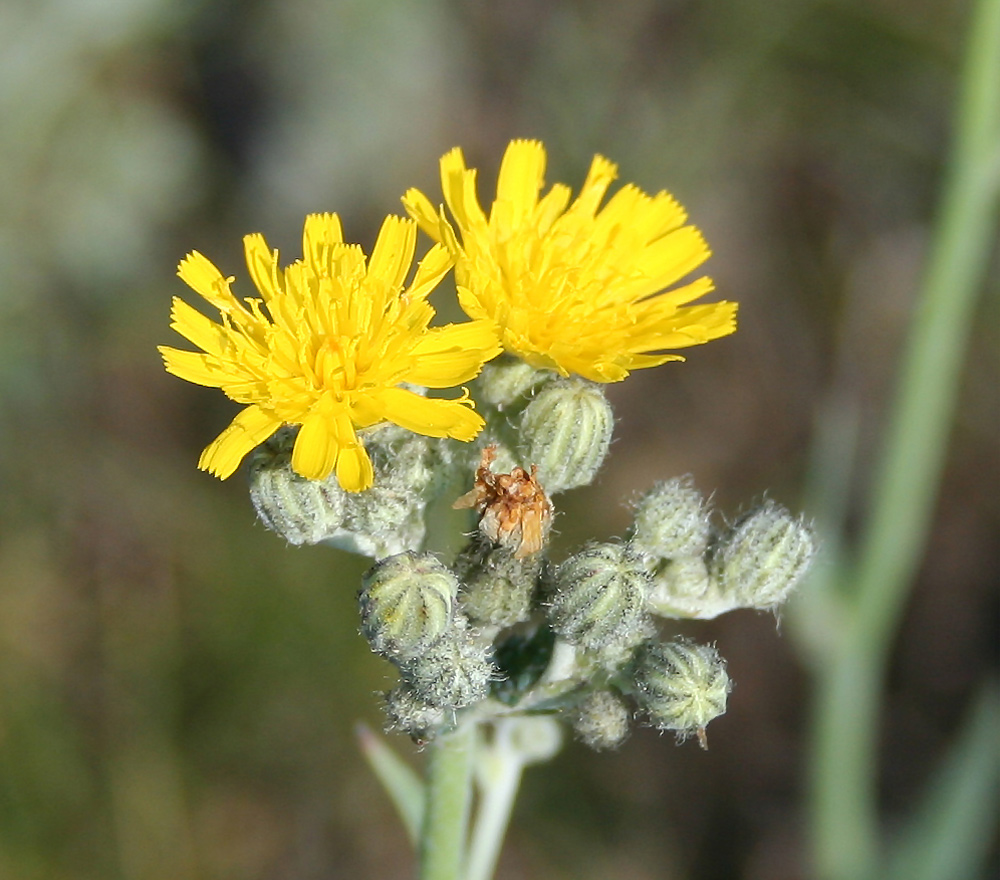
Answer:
[
  {"left": 356, "top": 723, "right": 425, "bottom": 845},
  {"left": 887, "top": 682, "right": 1000, "bottom": 880}
]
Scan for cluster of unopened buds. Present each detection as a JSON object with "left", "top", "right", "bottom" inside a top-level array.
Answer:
[{"left": 251, "top": 360, "right": 817, "bottom": 750}]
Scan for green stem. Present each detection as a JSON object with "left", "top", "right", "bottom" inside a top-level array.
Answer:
[
  {"left": 809, "top": 0, "right": 1000, "bottom": 877},
  {"left": 466, "top": 721, "right": 527, "bottom": 880},
  {"left": 419, "top": 722, "right": 476, "bottom": 880}
]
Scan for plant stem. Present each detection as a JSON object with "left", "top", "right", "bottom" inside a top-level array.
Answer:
[
  {"left": 809, "top": 0, "right": 1000, "bottom": 877},
  {"left": 419, "top": 722, "right": 476, "bottom": 880},
  {"left": 466, "top": 721, "right": 527, "bottom": 880}
]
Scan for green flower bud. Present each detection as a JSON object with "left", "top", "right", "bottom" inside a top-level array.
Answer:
[
  {"left": 383, "top": 684, "right": 446, "bottom": 741},
  {"left": 547, "top": 543, "right": 650, "bottom": 654},
  {"left": 360, "top": 552, "right": 458, "bottom": 661},
  {"left": 330, "top": 427, "right": 451, "bottom": 558},
  {"left": 454, "top": 538, "right": 544, "bottom": 627},
  {"left": 473, "top": 356, "right": 553, "bottom": 409},
  {"left": 632, "top": 639, "right": 730, "bottom": 743},
  {"left": 250, "top": 425, "right": 454, "bottom": 558},
  {"left": 249, "top": 429, "right": 346, "bottom": 545},
  {"left": 646, "top": 556, "right": 725, "bottom": 620},
  {"left": 711, "top": 502, "right": 817, "bottom": 611},
  {"left": 572, "top": 689, "right": 631, "bottom": 750},
  {"left": 518, "top": 378, "right": 614, "bottom": 494},
  {"left": 400, "top": 617, "right": 494, "bottom": 710},
  {"left": 629, "top": 477, "right": 712, "bottom": 561}
]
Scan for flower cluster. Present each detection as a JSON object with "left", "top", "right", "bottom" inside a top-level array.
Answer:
[
  {"left": 161, "top": 140, "right": 810, "bottom": 756},
  {"left": 162, "top": 140, "right": 736, "bottom": 490}
]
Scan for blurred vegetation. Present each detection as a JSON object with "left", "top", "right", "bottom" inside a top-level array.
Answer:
[{"left": 0, "top": 0, "right": 995, "bottom": 878}]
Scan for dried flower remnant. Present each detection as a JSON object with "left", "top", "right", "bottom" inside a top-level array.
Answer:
[{"left": 454, "top": 445, "right": 553, "bottom": 559}]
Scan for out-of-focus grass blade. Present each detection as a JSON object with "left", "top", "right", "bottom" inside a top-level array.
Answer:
[
  {"left": 356, "top": 723, "right": 425, "bottom": 845},
  {"left": 887, "top": 683, "right": 1000, "bottom": 880}
]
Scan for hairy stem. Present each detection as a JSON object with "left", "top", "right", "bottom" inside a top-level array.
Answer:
[
  {"left": 419, "top": 722, "right": 476, "bottom": 880},
  {"left": 809, "top": 0, "right": 1000, "bottom": 877}
]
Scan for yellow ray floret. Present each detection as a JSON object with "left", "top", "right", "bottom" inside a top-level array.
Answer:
[
  {"left": 403, "top": 139, "right": 738, "bottom": 382},
  {"left": 159, "top": 213, "right": 501, "bottom": 491}
]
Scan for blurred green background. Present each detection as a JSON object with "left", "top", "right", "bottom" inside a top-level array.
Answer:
[{"left": 0, "top": 0, "right": 996, "bottom": 878}]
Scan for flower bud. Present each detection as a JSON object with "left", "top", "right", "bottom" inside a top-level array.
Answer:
[
  {"left": 400, "top": 617, "right": 494, "bottom": 710},
  {"left": 249, "top": 429, "right": 346, "bottom": 545},
  {"left": 629, "top": 477, "right": 712, "bottom": 562},
  {"left": 330, "top": 428, "right": 450, "bottom": 558},
  {"left": 517, "top": 378, "right": 614, "bottom": 493},
  {"left": 454, "top": 538, "right": 544, "bottom": 627},
  {"left": 711, "top": 502, "right": 817, "bottom": 611},
  {"left": 646, "top": 556, "right": 719, "bottom": 619},
  {"left": 474, "top": 356, "right": 552, "bottom": 409},
  {"left": 383, "top": 684, "right": 446, "bottom": 741},
  {"left": 547, "top": 543, "right": 650, "bottom": 654},
  {"left": 360, "top": 552, "right": 458, "bottom": 661},
  {"left": 572, "top": 689, "right": 631, "bottom": 750},
  {"left": 631, "top": 639, "right": 730, "bottom": 742}
]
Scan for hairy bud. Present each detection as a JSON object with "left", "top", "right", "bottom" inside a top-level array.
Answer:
[
  {"left": 453, "top": 538, "right": 544, "bottom": 627},
  {"left": 474, "top": 357, "right": 553, "bottom": 409},
  {"left": 547, "top": 543, "right": 650, "bottom": 654},
  {"left": 646, "top": 556, "right": 719, "bottom": 619},
  {"left": 629, "top": 477, "right": 712, "bottom": 561},
  {"left": 330, "top": 427, "right": 450, "bottom": 558},
  {"left": 632, "top": 639, "right": 730, "bottom": 743},
  {"left": 360, "top": 552, "right": 458, "bottom": 661},
  {"left": 711, "top": 502, "right": 817, "bottom": 611},
  {"left": 399, "top": 617, "right": 494, "bottom": 711},
  {"left": 383, "top": 684, "right": 446, "bottom": 741},
  {"left": 249, "top": 429, "right": 346, "bottom": 544},
  {"left": 250, "top": 426, "right": 453, "bottom": 558},
  {"left": 518, "top": 378, "right": 614, "bottom": 494},
  {"left": 572, "top": 689, "right": 631, "bottom": 750}
]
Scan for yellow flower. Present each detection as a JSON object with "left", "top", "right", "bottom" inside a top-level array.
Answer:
[
  {"left": 159, "top": 213, "right": 501, "bottom": 491},
  {"left": 403, "top": 139, "right": 737, "bottom": 383}
]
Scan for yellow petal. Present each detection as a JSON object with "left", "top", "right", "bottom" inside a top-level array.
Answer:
[
  {"left": 243, "top": 234, "right": 282, "bottom": 304},
  {"left": 159, "top": 346, "right": 234, "bottom": 388},
  {"left": 401, "top": 188, "right": 442, "bottom": 241},
  {"left": 168, "top": 297, "right": 231, "bottom": 357},
  {"left": 380, "top": 387, "right": 484, "bottom": 440},
  {"left": 440, "top": 148, "right": 488, "bottom": 236},
  {"left": 368, "top": 215, "right": 416, "bottom": 290},
  {"left": 407, "top": 321, "right": 502, "bottom": 386},
  {"left": 336, "top": 441, "right": 375, "bottom": 493},
  {"left": 177, "top": 252, "right": 243, "bottom": 315},
  {"left": 494, "top": 140, "right": 546, "bottom": 229},
  {"left": 630, "top": 226, "right": 711, "bottom": 295},
  {"left": 198, "top": 405, "right": 281, "bottom": 479},
  {"left": 407, "top": 244, "right": 453, "bottom": 301},
  {"left": 456, "top": 286, "right": 492, "bottom": 323},
  {"left": 634, "top": 276, "right": 715, "bottom": 312},
  {"left": 571, "top": 154, "right": 618, "bottom": 218},
  {"left": 292, "top": 410, "right": 340, "bottom": 481},
  {"left": 302, "top": 213, "right": 344, "bottom": 270}
]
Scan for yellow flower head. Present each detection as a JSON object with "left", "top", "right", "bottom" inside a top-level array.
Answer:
[
  {"left": 403, "top": 139, "right": 738, "bottom": 383},
  {"left": 159, "top": 213, "right": 501, "bottom": 491}
]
